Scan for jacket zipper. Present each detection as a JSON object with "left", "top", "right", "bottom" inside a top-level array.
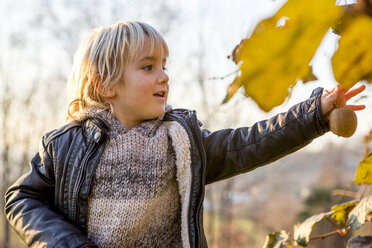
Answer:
[
  {"left": 189, "top": 111, "right": 207, "bottom": 248},
  {"left": 169, "top": 112, "right": 201, "bottom": 247},
  {"left": 175, "top": 111, "right": 207, "bottom": 248},
  {"left": 73, "top": 142, "right": 97, "bottom": 225}
]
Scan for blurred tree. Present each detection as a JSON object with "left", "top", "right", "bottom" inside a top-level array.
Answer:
[{"left": 0, "top": 1, "right": 179, "bottom": 247}]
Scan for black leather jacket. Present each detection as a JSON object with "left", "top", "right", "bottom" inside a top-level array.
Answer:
[{"left": 4, "top": 88, "right": 329, "bottom": 248}]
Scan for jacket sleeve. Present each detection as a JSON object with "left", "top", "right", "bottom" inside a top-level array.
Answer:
[
  {"left": 4, "top": 135, "right": 97, "bottom": 248},
  {"left": 203, "top": 87, "right": 330, "bottom": 184}
]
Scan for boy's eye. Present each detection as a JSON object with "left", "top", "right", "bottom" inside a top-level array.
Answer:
[{"left": 143, "top": 65, "right": 153, "bottom": 71}]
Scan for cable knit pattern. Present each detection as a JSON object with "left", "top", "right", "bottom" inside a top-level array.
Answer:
[{"left": 86, "top": 109, "right": 182, "bottom": 248}]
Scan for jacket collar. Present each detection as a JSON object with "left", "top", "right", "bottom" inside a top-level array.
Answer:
[{"left": 83, "top": 118, "right": 109, "bottom": 143}]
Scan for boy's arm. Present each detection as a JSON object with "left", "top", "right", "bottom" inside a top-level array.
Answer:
[
  {"left": 203, "top": 87, "right": 329, "bottom": 184},
  {"left": 4, "top": 139, "right": 97, "bottom": 248}
]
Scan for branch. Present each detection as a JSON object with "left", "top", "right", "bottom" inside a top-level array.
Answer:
[
  {"left": 309, "top": 230, "right": 343, "bottom": 241},
  {"left": 308, "top": 220, "right": 350, "bottom": 243},
  {"left": 332, "top": 189, "right": 358, "bottom": 198},
  {"left": 325, "top": 216, "right": 348, "bottom": 236},
  {"left": 208, "top": 69, "right": 240, "bottom": 80},
  {"left": 305, "top": 214, "right": 372, "bottom": 244},
  {"left": 288, "top": 230, "right": 345, "bottom": 246}
]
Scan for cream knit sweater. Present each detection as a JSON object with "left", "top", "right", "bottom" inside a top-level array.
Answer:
[{"left": 85, "top": 109, "right": 182, "bottom": 248}]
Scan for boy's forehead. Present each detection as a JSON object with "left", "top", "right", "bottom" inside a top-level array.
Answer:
[
  {"left": 135, "top": 36, "right": 167, "bottom": 63},
  {"left": 136, "top": 41, "right": 167, "bottom": 62},
  {"left": 137, "top": 55, "right": 166, "bottom": 63}
]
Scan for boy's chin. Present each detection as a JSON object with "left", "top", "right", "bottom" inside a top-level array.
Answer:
[
  {"left": 145, "top": 103, "right": 171, "bottom": 120},
  {"left": 147, "top": 109, "right": 166, "bottom": 120}
]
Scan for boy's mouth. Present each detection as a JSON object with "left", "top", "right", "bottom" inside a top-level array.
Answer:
[{"left": 153, "top": 90, "right": 166, "bottom": 98}]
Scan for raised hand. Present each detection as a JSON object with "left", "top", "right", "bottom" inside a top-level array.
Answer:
[{"left": 321, "top": 84, "right": 366, "bottom": 120}]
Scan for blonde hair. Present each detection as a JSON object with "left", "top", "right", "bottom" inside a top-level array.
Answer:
[{"left": 67, "top": 21, "right": 169, "bottom": 121}]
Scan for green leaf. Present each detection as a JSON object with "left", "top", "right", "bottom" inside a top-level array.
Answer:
[
  {"left": 225, "top": 0, "right": 342, "bottom": 112},
  {"left": 294, "top": 211, "right": 334, "bottom": 246},
  {"left": 355, "top": 154, "right": 372, "bottom": 185},
  {"left": 331, "top": 201, "right": 358, "bottom": 226},
  {"left": 346, "top": 196, "right": 372, "bottom": 231},
  {"left": 262, "top": 230, "right": 290, "bottom": 248}
]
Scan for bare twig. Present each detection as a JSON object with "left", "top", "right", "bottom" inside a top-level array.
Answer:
[
  {"left": 288, "top": 230, "right": 346, "bottom": 246},
  {"left": 332, "top": 189, "right": 358, "bottom": 198},
  {"left": 325, "top": 216, "right": 348, "bottom": 236},
  {"left": 309, "top": 230, "right": 344, "bottom": 241},
  {"left": 208, "top": 69, "right": 240, "bottom": 80}
]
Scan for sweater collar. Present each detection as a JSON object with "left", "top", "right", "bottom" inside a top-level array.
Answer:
[{"left": 83, "top": 105, "right": 172, "bottom": 138}]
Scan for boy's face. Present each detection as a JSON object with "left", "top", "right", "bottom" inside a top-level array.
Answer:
[{"left": 109, "top": 36, "right": 169, "bottom": 128}]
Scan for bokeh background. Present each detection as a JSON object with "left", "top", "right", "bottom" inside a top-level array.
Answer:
[{"left": 1, "top": 0, "right": 371, "bottom": 247}]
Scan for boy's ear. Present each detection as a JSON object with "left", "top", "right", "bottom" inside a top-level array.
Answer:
[
  {"left": 101, "top": 85, "right": 116, "bottom": 98},
  {"left": 93, "top": 73, "right": 117, "bottom": 98},
  {"left": 95, "top": 82, "right": 116, "bottom": 98}
]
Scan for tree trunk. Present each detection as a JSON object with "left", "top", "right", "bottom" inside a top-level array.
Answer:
[
  {"left": 1, "top": 146, "right": 10, "bottom": 248},
  {"left": 1, "top": 60, "right": 11, "bottom": 248},
  {"left": 219, "top": 179, "right": 234, "bottom": 248},
  {"left": 206, "top": 186, "right": 216, "bottom": 247}
]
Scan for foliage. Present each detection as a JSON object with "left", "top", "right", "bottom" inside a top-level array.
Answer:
[
  {"left": 332, "top": 14, "right": 372, "bottom": 90},
  {"left": 293, "top": 211, "right": 334, "bottom": 246},
  {"left": 263, "top": 196, "right": 372, "bottom": 247},
  {"left": 331, "top": 200, "right": 358, "bottom": 226},
  {"left": 261, "top": 130, "right": 372, "bottom": 247},
  {"left": 346, "top": 196, "right": 372, "bottom": 230},
  {"left": 355, "top": 154, "right": 372, "bottom": 185},
  {"left": 226, "top": 1, "right": 372, "bottom": 244},
  {"left": 225, "top": 0, "right": 372, "bottom": 112},
  {"left": 262, "top": 231, "right": 291, "bottom": 248}
]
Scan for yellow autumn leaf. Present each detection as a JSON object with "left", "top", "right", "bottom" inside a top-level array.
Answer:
[
  {"left": 330, "top": 200, "right": 358, "bottom": 226},
  {"left": 355, "top": 154, "right": 372, "bottom": 185},
  {"left": 225, "top": 0, "right": 342, "bottom": 112},
  {"left": 332, "top": 14, "right": 372, "bottom": 91}
]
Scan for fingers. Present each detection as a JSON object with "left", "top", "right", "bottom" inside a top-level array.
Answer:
[
  {"left": 324, "top": 84, "right": 342, "bottom": 96},
  {"left": 347, "top": 104, "right": 366, "bottom": 111},
  {"left": 344, "top": 84, "right": 366, "bottom": 111},
  {"left": 322, "top": 84, "right": 366, "bottom": 113},
  {"left": 324, "top": 83, "right": 339, "bottom": 96},
  {"left": 345, "top": 84, "right": 366, "bottom": 101},
  {"left": 335, "top": 84, "right": 342, "bottom": 93}
]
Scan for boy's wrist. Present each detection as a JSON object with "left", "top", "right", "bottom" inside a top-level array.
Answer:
[{"left": 320, "top": 93, "right": 334, "bottom": 124}]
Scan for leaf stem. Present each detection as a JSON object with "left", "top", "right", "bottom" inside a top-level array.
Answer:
[
  {"left": 325, "top": 216, "right": 348, "bottom": 236},
  {"left": 309, "top": 230, "right": 342, "bottom": 241}
]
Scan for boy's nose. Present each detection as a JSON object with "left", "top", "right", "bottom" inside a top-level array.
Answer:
[{"left": 158, "top": 71, "right": 169, "bottom": 85}]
